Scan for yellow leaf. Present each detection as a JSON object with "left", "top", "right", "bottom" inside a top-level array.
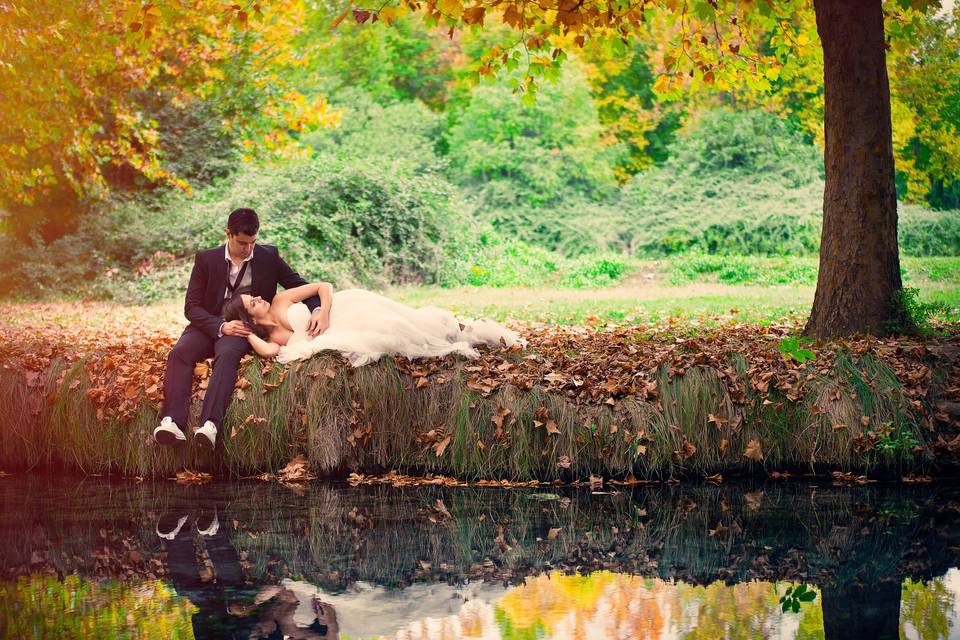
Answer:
[
  {"left": 437, "top": 0, "right": 463, "bottom": 18},
  {"left": 653, "top": 74, "right": 672, "bottom": 94}
]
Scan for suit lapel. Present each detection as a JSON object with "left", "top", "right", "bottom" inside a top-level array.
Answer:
[
  {"left": 214, "top": 244, "right": 229, "bottom": 305},
  {"left": 250, "top": 245, "right": 267, "bottom": 297}
]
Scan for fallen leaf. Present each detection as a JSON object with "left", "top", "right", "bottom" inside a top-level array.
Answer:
[
  {"left": 174, "top": 470, "right": 212, "bottom": 485},
  {"left": 434, "top": 435, "right": 452, "bottom": 457},
  {"left": 278, "top": 455, "right": 314, "bottom": 484},
  {"left": 743, "top": 439, "right": 764, "bottom": 462}
]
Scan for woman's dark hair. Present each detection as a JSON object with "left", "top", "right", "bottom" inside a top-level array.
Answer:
[
  {"left": 223, "top": 295, "right": 271, "bottom": 340},
  {"left": 227, "top": 208, "right": 260, "bottom": 237}
]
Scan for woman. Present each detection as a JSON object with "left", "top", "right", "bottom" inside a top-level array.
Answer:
[
  {"left": 223, "top": 282, "right": 333, "bottom": 359},
  {"left": 223, "top": 285, "right": 524, "bottom": 366}
]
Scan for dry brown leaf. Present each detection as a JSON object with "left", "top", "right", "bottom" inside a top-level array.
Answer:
[
  {"left": 434, "top": 435, "right": 452, "bottom": 457},
  {"left": 278, "top": 455, "right": 314, "bottom": 484},
  {"left": 174, "top": 470, "right": 212, "bottom": 485},
  {"left": 743, "top": 439, "right": 764, "bottom": 462}
]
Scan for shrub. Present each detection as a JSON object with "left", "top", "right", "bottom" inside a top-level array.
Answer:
[
  {"left": 300, "top": 89, "right": 445, "bottom": 176},
  {"left": 439, "top": 222, "right": 561, "bottom": 287},
  {"left": 560, "top": 254, "right": 634, "bottom": 288},
  {"left": 446, "top": 60, "right": 621, "bottom": 216},
  {"left": 665, "top": 108, "right": 824, "bottom": 185},
  {"left": 884, "top": 287, "right": 952, "bottom": 335},
  {"left": 667, "top": 255, "right": 819, "bottom": 286}
]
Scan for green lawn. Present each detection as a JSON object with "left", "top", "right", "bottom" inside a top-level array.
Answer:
[
  {"left": 2, "top": 257, "right": 957, "bottom": 332},
  {"left": 387, "top": 282, "right": 817, "bottom": 326}
]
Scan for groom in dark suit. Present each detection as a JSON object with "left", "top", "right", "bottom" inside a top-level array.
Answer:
[{"left": 154, "top": 208, "right": 326, "bottom": 449}]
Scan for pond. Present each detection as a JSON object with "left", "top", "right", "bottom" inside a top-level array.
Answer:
[{"left": 1, "top": 476, "right": 959, "bottom": 639}]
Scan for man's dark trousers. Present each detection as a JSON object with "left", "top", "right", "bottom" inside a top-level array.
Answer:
[{"left": 162, "top": 326, "right": 249, "bottom": 431}]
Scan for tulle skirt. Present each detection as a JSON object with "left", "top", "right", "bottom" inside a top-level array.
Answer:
[{"left": 276, "top": 289, "right": 524, "bottom": 366}]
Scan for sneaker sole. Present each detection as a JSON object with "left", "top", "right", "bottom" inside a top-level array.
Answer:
[
  {"left": 154, "top": 430, "right": 185, "bottom": 446},
  {"left": 196, "top": 432, "right": 215, "bottom": 449}
]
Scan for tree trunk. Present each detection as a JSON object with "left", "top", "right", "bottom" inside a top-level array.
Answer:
[
  {"left": 805, "top": 0, "right": 902, "bottom": 339},
  {"left": 821, "top": 579, "right": 902, "bottom": 640}
]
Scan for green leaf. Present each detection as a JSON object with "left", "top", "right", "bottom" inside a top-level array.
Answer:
[{"left": 693, "top": 1, "right": 716, "bottom": 21}]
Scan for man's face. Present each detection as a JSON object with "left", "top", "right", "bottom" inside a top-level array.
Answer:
[{"left": 227, "top": 231, "right": 257, "bottom": 260}]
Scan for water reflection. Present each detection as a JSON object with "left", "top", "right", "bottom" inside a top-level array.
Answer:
[{"left": 1, "top": 478, "right": 959, "bottom": 638}]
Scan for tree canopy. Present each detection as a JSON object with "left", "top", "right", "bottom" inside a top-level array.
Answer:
[{"left": 0, "top": 1, "right": 337, "bottom": 236}]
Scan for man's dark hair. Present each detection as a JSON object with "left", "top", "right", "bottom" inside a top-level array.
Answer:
[{"left": 227, "top": 208, "right": 260, "bottom": 237}]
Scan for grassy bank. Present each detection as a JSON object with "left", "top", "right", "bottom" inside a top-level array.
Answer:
[{"left": 1, "top": 318, "right": 957, "bottom": 480}]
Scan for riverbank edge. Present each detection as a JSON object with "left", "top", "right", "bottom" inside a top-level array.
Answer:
[{"left": 1, "top": 344, "right": 958, "bottom": 479}]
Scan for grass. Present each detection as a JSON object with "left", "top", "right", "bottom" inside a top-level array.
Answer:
[{"left": 0, "top": 344, "right": 946, "bottom": 479}]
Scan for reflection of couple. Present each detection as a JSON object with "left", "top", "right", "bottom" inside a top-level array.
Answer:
[
  {"left": 154, "top": 207, "right": 522, "bottom": 449},
  {"left": 157, "top": 506, "right": 338, "bottom": 639}
]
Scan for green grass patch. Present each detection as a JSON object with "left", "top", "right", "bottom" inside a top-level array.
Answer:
[{"left": 667, "top": 255, "right": 960, "bottom": 287}]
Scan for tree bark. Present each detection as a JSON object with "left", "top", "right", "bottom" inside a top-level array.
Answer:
[{"left": 805, "top": 0, "right": 902, "bottom": 339}]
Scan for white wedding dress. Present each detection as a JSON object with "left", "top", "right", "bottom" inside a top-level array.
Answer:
[{"left": 276, "top": 289, "right": 525, "bottom": 366}]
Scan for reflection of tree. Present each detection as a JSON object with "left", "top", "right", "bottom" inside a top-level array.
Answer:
[
  {"left": 900, "top": 577, "right": 955, "bottom": 640},
  {"left": 493, "top": 572, "right": 820, "bottom": 640},
  {"left": 0, "top": 575, "right": 195, "bottom": 639}
]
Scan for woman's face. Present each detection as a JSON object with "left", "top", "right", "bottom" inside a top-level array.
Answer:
[{"left": 242, "top": 294, "right": 270, "bottom": 319}]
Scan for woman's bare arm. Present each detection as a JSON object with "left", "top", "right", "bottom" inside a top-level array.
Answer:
[
  {"left": 274, "top": 282, "right": 333, "bottom": 307},
  {"left": 247, "top": 332, "right": 281, "bottom": 358}
]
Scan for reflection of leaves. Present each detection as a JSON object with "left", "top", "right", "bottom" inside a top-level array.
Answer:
[{"left": 744, "top": 490, "right": 764, "bottom": 511}]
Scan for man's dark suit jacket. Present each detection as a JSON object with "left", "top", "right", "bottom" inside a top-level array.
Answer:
[{"left": 185, "top": 243, "right": 321, "bottom": 339}]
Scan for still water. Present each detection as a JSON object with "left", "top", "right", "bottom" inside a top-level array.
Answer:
[{"left": 1, "top": 476, "right": 960, "bottom": 639}]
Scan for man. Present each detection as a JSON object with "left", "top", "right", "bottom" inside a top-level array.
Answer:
[{"left": 154, "top": 208, "right": 328, "bottom": 448}]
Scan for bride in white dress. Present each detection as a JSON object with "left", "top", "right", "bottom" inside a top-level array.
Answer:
[{"left": 222, "top": 282, "right": 524, "bottom": 367}]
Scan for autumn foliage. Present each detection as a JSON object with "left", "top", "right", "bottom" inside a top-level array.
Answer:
[{"left": 0, "top": 1, "right": 337, "bottom": 231}]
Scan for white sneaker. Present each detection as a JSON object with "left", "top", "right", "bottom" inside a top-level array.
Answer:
[
  {"left": 156, "top": 514, "right": 189, "bottom": 540},
  {"left": 196, "top": 420, "right": 217, "bottom": 449},
  {"left": 197, "top": 512, "right": 219, "bottom": 537},
  {"left": 153, "top": 417, "right": 186, "bottom": 445}
]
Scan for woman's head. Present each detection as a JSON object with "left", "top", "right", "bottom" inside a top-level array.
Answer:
[{"left": 224, "top": 294, "right": 271, "bottom": 340}]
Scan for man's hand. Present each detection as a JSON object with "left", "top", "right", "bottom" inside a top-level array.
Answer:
[
  {"left": 222, "top": 320, "right": 251, "bottom": 337},
  {"left": 306, "top": 309, "right": 330, "bottom": 337}
]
